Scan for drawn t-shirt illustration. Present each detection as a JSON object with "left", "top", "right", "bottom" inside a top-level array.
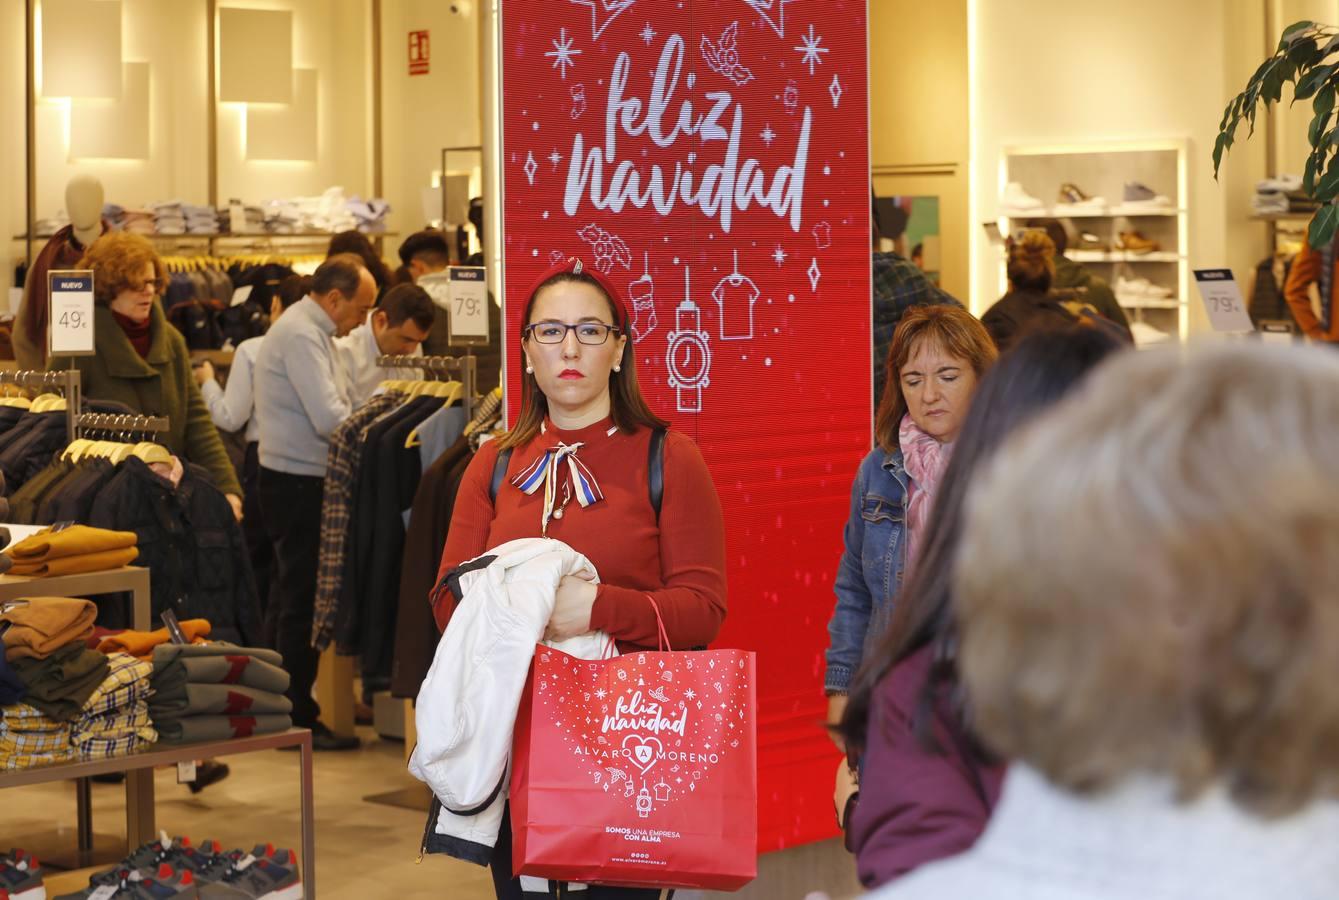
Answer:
[{"left": 712, "top": 253, "right": 760, "bottom": 341}]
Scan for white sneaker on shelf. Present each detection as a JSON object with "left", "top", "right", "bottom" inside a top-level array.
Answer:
[
  {"left": 1116, "top": 276, "right": 1174, "bottom": 300},
  {"left": 1001, "top": 182, "right": 1044, "bottom": 214}
]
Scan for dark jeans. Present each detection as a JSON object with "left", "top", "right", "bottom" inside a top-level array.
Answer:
[
  {"left": 242, "top": 442, "right": 275, "bottom": 647},
  {"left": 257, "top": 466, "right": 324, "bottom": 729},
  {"left": 491, "top": 804, "right": 672, "bottom": 900}
]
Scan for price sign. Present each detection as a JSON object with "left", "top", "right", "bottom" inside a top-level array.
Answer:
[
  {"left": 422, "top": 267, "right": 489, "bottom": 346},
  {"left": 1193, "top": 269, "right": 1254, "bottom": 333},
  {"left": 48, "top": 269, "right": 96, "bottom": 356}
]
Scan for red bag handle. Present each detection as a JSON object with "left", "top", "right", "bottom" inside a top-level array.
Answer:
[{"left": 646, "top": 594, "right": 672, "bottom": 652}]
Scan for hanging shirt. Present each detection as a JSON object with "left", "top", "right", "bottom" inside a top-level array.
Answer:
[
  {"left": 201, "top": 336, "right": 263, "bottom": 442},
  {"left": 333, "top": 316, "right": 423, "bottom": 407}
]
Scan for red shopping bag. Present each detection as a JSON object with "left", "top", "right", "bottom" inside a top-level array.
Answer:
[{"left": 510, "top": 608, "right": 757, "bottom": 890}]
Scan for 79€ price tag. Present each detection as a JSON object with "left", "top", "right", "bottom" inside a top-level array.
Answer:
[
  {"left": 446, "top": 266, "right": 489, "bottom": 345},
  {"left": 47, "top": 269, "right": 96, "bottom": 356}
]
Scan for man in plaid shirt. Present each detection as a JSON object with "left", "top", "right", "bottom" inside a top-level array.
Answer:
[
  {"left": 871, "top": 194, "right": 963, "bottom": 408},
  {"left": 871, "top": 251, "right": 961, "bottom": 408}
]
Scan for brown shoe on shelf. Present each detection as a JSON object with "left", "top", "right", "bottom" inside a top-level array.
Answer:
[
  {"left": 1059, "top": 182, "right": 1094, "bottom": 203},
  {"left": 1116, "top": 231, "right": 1161, "bottom": 254}
]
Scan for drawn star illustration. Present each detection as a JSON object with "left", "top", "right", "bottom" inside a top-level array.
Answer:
[
  {"left": 523, "top": 152, "right": 538, "bottom": 185},
  {"left": 760, "top": 124, "right": 776, "bottom": 147},
  {"left": 640, "top": 22, "right": 657, "bottom": 46},
  {"left": 793, "top": 24, "right": 829, "bottom": 76},
  {"left": 546, "top": 27, "right": 582, "bottom": 79},
  {"left": 548, "top": 149, "right": 564, "bottom": 170},
  {"left": 829, "top": 73, "right": 844, "bottom": 107},
  {"left": 771, "top": 244, "right": 787, "bottom": 267},
  {"left": 571, "top": 0, "right": 636, "bottom": 41},
  {"left": 684, "top": 688, "right": 696, "bottom": 700},
  {"left": 741, "top": 0, "right": 795, "bottom": 37}
]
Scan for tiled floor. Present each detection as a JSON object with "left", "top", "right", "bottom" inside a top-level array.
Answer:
[
  {"left": 4, "top": 727, "right": 860, "bottom": 899},
  {"left": 3, "top": 727, "right": 495, "bottom": 899}
]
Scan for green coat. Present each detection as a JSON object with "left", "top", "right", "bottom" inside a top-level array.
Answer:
[
  {"left": 1053, "top": 256, "right": 1131, "bottom": 331},
  {"left": 49, "top": 302, "right": 242, "bottom": 496}
]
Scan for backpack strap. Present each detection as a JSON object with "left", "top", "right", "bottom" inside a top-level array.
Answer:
[
  {"left": 489, "top": 427, "right": 668, "bottom": 521},
  {"left": 647, "top": 427, "right": 667, "bottom": 519},
  {"left": 489, "top": 446, "right": 513, "bottom": 504}
]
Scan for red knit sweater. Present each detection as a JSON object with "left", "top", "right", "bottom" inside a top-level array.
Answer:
[{"left": 433, "top": 417, "right": 727, "bottom": 650}]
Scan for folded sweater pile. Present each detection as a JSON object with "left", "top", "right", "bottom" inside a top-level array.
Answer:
[
  {"left": 4, "top": 526, "right": 138, "bottom": 577},
  {"left": 149, "top": 644, "right": 291, "bottom": 743}
]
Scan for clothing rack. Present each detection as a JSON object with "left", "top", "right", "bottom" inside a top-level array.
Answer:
[
  {"left": 0, "top": 368, "right": 81, "bottom": 442},
  {"left": 75, "top": 412, "right": 171, "bottom": 441},
  {"left": 377, "top": 353, "right": 477, "bottom": 422}
]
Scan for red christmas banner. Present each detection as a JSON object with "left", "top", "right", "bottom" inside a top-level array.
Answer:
[{"left": 501, "top": 0, "right": 870, "bottom": 850}]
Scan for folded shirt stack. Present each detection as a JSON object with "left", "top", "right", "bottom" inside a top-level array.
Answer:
[
  {"left": 9, "top": 641, "right": 109, "bottom": 721},
  {"left": 73, "top": 651, "right": 156, "bottom": 760},
  {"left": 182, "top": 203, "right": 219, "bottom": 235},
  {"left": 151, "top": 201, "right": 187, "bottom": 236},
  {"left": 121, "top": 209, "right": 156, "bottom": 235},
  {"left": 149, "top": 643, "right": 291, "bottom": 743},
  {"left": 0, "top": 702, "right": 72, "bottom": 769},
  {"left": 346, "top": 196, "right": 391, "bottom": 233},
  {"left": 4, "top": 525, "right": 139, "bottom": 577}
]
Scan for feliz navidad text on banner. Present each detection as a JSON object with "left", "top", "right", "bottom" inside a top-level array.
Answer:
[{"left": 501, "top": 0, "right": 871, "bottom": 850}]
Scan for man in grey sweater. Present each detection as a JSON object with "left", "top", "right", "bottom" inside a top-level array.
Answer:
[{"left": 254, "top": 253, "right": 374, "bottom": 750}]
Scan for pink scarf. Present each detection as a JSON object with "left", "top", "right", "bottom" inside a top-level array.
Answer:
[{"left": 900, "top": 414, "right": 952, "bottom": 566}]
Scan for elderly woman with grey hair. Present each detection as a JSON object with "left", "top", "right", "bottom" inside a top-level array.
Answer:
[{"left": 873, "top": 342, "right": 1339, "bottom": 900}]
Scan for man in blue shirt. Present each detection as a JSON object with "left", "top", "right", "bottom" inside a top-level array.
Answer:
[{"left": 254, "top": 253, "right": 374, "bottom": 750}]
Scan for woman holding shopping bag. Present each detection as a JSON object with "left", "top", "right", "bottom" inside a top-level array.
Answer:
[{"left": 431, "top": 256, "right": 727, "bottom": 899}]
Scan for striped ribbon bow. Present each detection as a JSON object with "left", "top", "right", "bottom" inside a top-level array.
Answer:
[{"left": 511, "top": 441, "right": 604, "bottom": 534}]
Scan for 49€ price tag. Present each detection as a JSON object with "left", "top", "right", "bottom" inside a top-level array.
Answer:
[{"left": 47, "top": 269, "right": 96, "bottom": 356}]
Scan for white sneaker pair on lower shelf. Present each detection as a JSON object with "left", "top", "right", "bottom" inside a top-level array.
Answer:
[{"left": 1116, "top": 276, "right": 1174, "bottom": 301}]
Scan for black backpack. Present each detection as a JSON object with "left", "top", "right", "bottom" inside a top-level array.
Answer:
[{"left": 489, "top": 427, "right": 667, "bottom": 519}]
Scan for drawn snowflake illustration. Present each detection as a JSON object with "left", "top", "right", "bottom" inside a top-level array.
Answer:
[
  {"left": 760, "top": 124, "right": 776, "bottom": 147},
  {"left": 548, "top": 149, "right": 564, "bottom": 170},
  {"left": 771, "top": 244, "right": 787, "bottom": 267},
  {"left": 684, "top": 688, "right": 696, "bottom": 700},
  {"left": 594, "top": 687, "right": 607, "bottom": 700},
  {"left": 640, "top": 22, "right": 657, "bottom": 46},
  {"left": 793, "top": 24, "right": 829, "bottom": 76},
  {"left": 546, "top": 27, "right": 582, "bottom": 79}
]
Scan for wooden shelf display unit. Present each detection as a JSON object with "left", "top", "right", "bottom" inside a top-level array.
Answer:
[{"left": 997, "top": 140, "right": 1190, "bottom": 340}]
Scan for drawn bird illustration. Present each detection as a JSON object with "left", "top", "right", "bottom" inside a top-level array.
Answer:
[{"left": 701, "top": 23, "right": 754, "bottom": 87}]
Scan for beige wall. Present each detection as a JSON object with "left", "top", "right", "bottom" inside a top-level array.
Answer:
[
  {"left": 379, "top": 0, "right": 481, "bottom": 259},
  {"left": 0, "top": 0, "right": 376, "bottom": 316},
  {"left": 869, "top": 0, "right": 970, "bottom": 303},
  {"left": 970, "top": 0, "right": 1269, "bottom": 334}
]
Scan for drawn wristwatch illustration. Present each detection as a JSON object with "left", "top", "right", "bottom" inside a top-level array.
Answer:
[{"left": 665, "top": 268, "right": 711, "bottom": 413}]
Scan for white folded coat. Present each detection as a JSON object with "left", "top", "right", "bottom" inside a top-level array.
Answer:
[{"left": 410, "top": 537, "right": 614, "bottom": 865}]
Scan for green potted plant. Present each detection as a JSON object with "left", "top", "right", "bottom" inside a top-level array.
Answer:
[{"left": 1216, "top": 20, "right": 1339, "bottom": 246}]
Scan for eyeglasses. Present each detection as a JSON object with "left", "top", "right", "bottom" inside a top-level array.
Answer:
[
  {"left": 525, "top": 321, "right": 620, "bottom": 345},
  {"left": 128, "top": 279, "right": 159, "bottom": 293}
]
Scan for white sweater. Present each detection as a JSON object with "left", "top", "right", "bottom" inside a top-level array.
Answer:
[{"left": 873, "top": 764, "right": 1339, "bottom": 900}]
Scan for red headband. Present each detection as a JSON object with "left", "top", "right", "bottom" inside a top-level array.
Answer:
[{"left": 523, "top": 257, "right": 631, "bottom": 332}]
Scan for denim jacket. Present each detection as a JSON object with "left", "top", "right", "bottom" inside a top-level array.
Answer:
[{"left": 826, "top": 446, "right": 909, "bottom": 693}]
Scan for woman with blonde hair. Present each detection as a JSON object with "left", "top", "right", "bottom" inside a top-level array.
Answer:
[
  {"left": 826, "top": 306, "right": 996, "bottom": 824},
  {"left": 875, "top": 343, "right": 1339, "bottom": 899}
]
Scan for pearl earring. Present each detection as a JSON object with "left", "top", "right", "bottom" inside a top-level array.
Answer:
[
  {"left": 526, "top": 364, "right": 534, "bottom": 374},
  {"left": 613, "top": 365, "right": 622, "bottom": 373}
]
